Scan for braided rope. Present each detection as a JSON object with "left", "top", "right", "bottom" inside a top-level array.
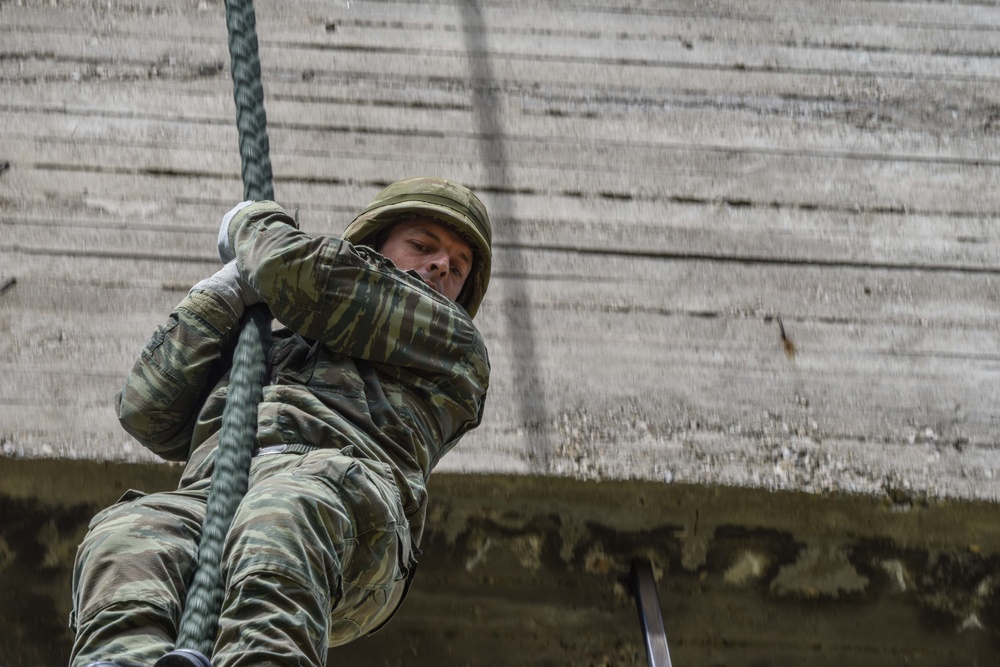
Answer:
[
  {"left": 225, "top": 0, "right": 273, "bottom": 202},
  {"left": 174, "top": 0, "right": 273, "bottom": 655}
]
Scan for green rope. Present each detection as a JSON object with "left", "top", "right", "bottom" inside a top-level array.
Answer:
[
  {"left": 174, "top": 0, "right": 273, "bottom": 656},
  {"left": 224, "top": 0, "right": 273, "bottom": 202}
]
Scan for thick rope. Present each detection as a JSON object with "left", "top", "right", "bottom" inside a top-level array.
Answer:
[
  {"left": 225, "top": 0, "right": 273, "bottom": 202},
  {"left": 174, "top": 0, "right": 273, "bottom": 656},
  {"left": 174, "top": 314, "right": 269, "bottom": 654}
]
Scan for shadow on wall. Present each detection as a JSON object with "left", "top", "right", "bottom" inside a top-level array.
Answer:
[{"left": 460, "top": 1, "right": 554, "bottom": 472}]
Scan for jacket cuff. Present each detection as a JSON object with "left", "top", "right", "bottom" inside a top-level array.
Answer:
[
  {"left": 227, "top": 200, "right": 293, "bottom": 258},
  {"left": 180, "top": 289, "right": 243, "bottom": 335}
]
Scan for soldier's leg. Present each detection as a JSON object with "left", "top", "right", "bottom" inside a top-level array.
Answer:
[
  {"left": 70, "top": 487, "right": 208, "bottom": 667},
  {"left": 212, "top": 450, "right": 411, "bottom": 667}
]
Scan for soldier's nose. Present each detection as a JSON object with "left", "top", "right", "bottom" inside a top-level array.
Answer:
[{"left": 429, "top": 257, "right": 449, "bottom": 276}]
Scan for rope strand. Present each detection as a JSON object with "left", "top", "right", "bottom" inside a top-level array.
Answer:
[
  {"left": 174, "top": 0, "right": 273, "bottom": 655},
  {"left": 225, "top": 0, "right": 273, "bottom": 202}
]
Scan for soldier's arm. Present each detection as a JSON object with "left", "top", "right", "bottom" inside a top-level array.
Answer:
[
  {"left": 228, "top": 203, "right": 487, "bottom": 370},
  {"left": 227, "top": 201, "right": 489, "bottom": 437},
  {"left": 115, "top": 289, "right": 241, "bottom": 461}
]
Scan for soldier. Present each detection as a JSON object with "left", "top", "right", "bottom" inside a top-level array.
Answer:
[{"left": 70, "top": 177, "right": 492, "bottom": 667}]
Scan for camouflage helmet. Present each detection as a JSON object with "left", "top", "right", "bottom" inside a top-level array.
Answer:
[{"left": 342, "top": 177, "right": 492, "bottom": 318}]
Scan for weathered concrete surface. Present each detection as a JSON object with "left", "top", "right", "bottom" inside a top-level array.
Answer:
[
  {"left": 3, "top": 0, "right": 1000, "bottom": 499},
  {"left": 2, "top": 459, "right": 1000, "bottom": 666},
  {"left": 3, "top": 1, "right": 1000, "bottom": 664}
]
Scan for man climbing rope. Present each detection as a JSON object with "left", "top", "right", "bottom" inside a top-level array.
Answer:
[{"left": 69, "top": 176, "right": 492, "bottom": 667}]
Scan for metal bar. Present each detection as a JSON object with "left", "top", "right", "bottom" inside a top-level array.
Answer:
[{"left": 630, "top": 559, "right": 673, "bottom": 667}]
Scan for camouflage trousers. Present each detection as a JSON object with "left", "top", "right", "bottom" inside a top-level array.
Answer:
[{"left": 70, "top": 448, "right": 414, "bottom": 667}]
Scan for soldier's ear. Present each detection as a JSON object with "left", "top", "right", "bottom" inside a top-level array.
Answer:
[
  {"left": 373, "top": 229, "right": 388, "bottom": 252},
  {"left": 456, "top": 264, "right": 476, "bottom": 309}
]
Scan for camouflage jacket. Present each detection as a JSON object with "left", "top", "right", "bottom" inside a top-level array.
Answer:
[{"left": 115, "top": 201, "right": 490, "bottom": 543}]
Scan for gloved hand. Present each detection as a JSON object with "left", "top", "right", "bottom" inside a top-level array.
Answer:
[
  {"left": 218, "top": 200, "right": 254, "bottom": 263},
  {"left": 189, "top": 260, "right": 260, "bottom": 319}
]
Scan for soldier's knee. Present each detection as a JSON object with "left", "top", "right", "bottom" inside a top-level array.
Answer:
[
  {"left": 73, "top": 494, "right": 200, "bottom": 625},
  {"left": 80, "top": 497, "right": 198, "bottom": 568}
]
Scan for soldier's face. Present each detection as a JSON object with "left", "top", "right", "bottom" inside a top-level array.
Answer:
[{"left": 379, "top": 218, "right": 473, "bottom": 302}]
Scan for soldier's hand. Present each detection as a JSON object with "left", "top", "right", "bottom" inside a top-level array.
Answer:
[
  {"left": 218, "top": 201, "right": 254, "bottom": 263},
  {"left": 189, "top": 260, "right": 261, "bottom": 318}
]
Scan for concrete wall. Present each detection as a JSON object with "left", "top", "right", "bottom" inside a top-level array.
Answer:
[
  {"left": 3, "top": 459, "right": 1000, "bottom": 665},
  {"left": 4, "top": 0, "right": 1000, "bottom": 499},
  {"left": 3, "top": 0, "right": 1000, "bottom": 663}
]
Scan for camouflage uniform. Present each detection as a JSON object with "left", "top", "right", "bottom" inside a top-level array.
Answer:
[{"left": 70, "top": 182, "right": 491, "bottom": 667}]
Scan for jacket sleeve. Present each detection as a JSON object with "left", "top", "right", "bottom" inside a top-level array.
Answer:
[
  {"left": 228, "top": 201, "right": 490, "bottom": 433},
  {"left": 115, "top": 289, "right": 242, "bottom": 461}
]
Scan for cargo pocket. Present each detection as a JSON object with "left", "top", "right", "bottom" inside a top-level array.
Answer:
[
  {"left": 326, "top": 463, "right": 414, "bottom": 646},
  {"left": 364, "top": 528, "right": 417, "bottom": 637},
  {"left": 326, "top": 527, "right": 415, "bottom": 646}
]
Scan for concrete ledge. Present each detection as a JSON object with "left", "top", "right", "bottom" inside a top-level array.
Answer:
[{"left": 3, "top": 457, "right": 999, "bottom": 665}]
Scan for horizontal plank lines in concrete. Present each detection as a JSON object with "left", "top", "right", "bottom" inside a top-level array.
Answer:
[
  {"left": 7, "top": 12, "right": 1000, "bottom": 90},
  {"left": 10, "top": 0, "right": 999, "bottom": 32},
  {"left": 8, "top": 1, "right": 999, "bottom": 54},
  {"left": 0, "top": 359, "right": 138, "bottom": 390},
  {"left": 7, "top": 92, "right": 1000, "bottom": 167},
  {"left": 0, "top": 80, "right": 235, "bottom": 119},
  {"left": 9, "top": 76, "right": 998, "bottom": 155},
  {"left": 252, "top": 38, "right": 1000, "bottom": 82},
  {"left": 0, "top": 365, "right": 123, "bottom": 387},
  {"left": 14, "top": 118, "right": 1000, "bottom": 183},
  {"left": 7, "top": 210, "right": 1000, "bottom": 278},
  {"left": 8, "top": 245, "right": 1000, "bottom": 337},
  {"left": 516, "top": 214, "right": 1000, "bottom": 273},
  {"left": 506, "top": 238, "right": 1000, "bottom": 277},
  {"left": 0, "top": 274, "right": 189, "bottom": 316},
  {"left": 5, "top": 184, "right": 1000, "bottom": 276},
  {"left": 5, "top": 0, "right": 1000, "bottom": 502},
  {"left": 252, "top": 42, "right": 1000, "bottom": 85},
  {"left": 8, "top": 143, "right": 1000, "bottom": 224},
  {"left": 8, "top": 321, "right": 989, "bottom": 397},
  {"left": 334, "top": 0, "right": 1000, "bottom": 26},
  {"left": 8, "top": 290, "right": 993, "bottom": 366},
  {"left": 10, "top": 60, "right": 1000, "bottom": 119},
  {"left": 0, "top": 174, "right": 383, "bottom": 233},
  {"left": 381, "top": 0, "right": 1000, "bottom": 30},
  {"left": 9, "top": 69, "right": 1000, "bottom": 158},
  {"left": 484, "top": 253, "right": 1000, "bottom": 326},
  {"left": 271, "top": 0, "right": 1000, "bottom": 56},
  {"left": 7, "top": 31, "right": 1000, "bottom": 88},
  {"left": 0, "top": 109, "right": 238, "bottom": 151},
  {"left": 7, "top": 247, "right": 999, "bottom": 352},
  {"left": 0, "top": 199, "right": 362, "bottom": 232},
  {"left": 10, "top": 193, "right": 999, "bottom": 255},
  {"left": 300, "top": 12, "right": 1000, "bottom": 56}
]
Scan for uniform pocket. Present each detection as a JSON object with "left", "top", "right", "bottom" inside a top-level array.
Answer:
[
  {"left": 324, "top": 462, "right": 415, "bottom": 646},
  {"left": 363, "top": 524, "right": 417, "bottom": 637},
  {"left": 337, "top": 462, "right": 409, "bottom": 588},
  {"left": 326, "top": 524, "right": 415, "bottom": 646}
]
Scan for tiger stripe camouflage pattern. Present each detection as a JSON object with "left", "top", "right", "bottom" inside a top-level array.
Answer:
[{"left": 72, "top": 183, "right": 491, "bottom": 667}]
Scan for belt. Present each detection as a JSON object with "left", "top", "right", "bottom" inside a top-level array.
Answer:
[{"left": 251, "top": 443, "right": 318, "bottom": 457}]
